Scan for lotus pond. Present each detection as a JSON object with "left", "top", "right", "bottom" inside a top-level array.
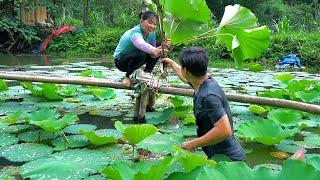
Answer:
[{"left": 0, "top": 55, "right": 319, "bottom": 179}]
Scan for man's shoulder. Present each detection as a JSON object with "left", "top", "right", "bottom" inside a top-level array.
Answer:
[{"left": 197, "top": 78, "right": 223, "bottom": 98}]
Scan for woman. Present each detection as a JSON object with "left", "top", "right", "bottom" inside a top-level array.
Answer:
[{"left": 113, "top": 11, "right": 170, "bottom": 87}]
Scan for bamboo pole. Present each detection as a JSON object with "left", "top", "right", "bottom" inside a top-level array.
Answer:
[{"left": 1, "top": 72, "right": 320, "bottom": 114}]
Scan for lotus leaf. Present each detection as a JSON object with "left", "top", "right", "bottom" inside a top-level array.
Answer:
[
  {"left": 58, "top": 85, "right": 78, "bottom": 96},
  {"left": 4, "top": 124, "right": 34, "bottom": 133},
  {"left": 146, "top": 108, "right": 174, "bottom": 125},
  {"left": 80, "top": 129, "right": 118, "bottom": 145},
  {"left": 1, "top": 110, "right": 26, "bottom": 124},
  {"left": 0, "top": 143, "right": 53, "bottom": 162},
  {"left": 64, "top": 124, "right": 97, "bottom": 134},
  {"left": 173, "top": 146, "right": 216, "bottom": 173},
  {"left": 275, "top": 73, "right": 295, "bottom": 82},
  {"left": 40, "top": 83, "right": 63, "bottom": 100},
  {"left": 90, "top": 88, "right": 116, "bottom": 100},
  {"left": 21, "top": 82, "right": 42, "bottom": 96},
  {"left": 236, "top": 119, "right": 299, "bottom": 145},
  {"left": 0, "top": 79, "right": 8, "bottom": 90},
  {"left": 248, "top": 62, "right": 263, "bottom": 72},
  {"left": 174, "top": 105, "right": 192, "bottom": 119},
  {"left": 216, "top": 5, "right": 270, "bottom": 69},
  {"left": 295, "top": 90, "right": 320, "bottom": 103},
  {"left": 20, "top": 149, "right": 109, "bottom": 179},
  {"left": 285, "top": 80, "right": 313, "bottom": 93},
  {"left": 276, "top": 140, "right": 306, "bottom": 154},
  {"left": 123, "top": 124, "right": 158, "bottom": 145},
  {"left": 29, "top": 113, "right": 79, "bottom": 132},
  {"left": 114, "top": 121, "right": 126, "bottom": 133},
  {"left": 27, "top": 107, "right": 60, "bottom": 122},
  {"left": 0, "top": 131, "right": 18, "bottom": 147},
  {"left": 304, "top": 135, "right": 320, "bottom": 146},
  {"left": 162, "top": 0, "right": 211, "bottom": 44},
  {"left": 184, "top": 114, "right": 196, "bottom": 124},
  {"left": 248, "top": 105, "right": 267, "bottom": 115},
  {"left": 267, "top": 109, "right": 302, "bottom": 127},
  {"left": 137, "top": 133, "right": 184, "bottom": 155},
  {"left": 18, "top": 130, "right": 59, "bottom": 142},
  {"left": 52, "top": 135, "right": 89, "bottom": 150},
  {"left": 169, "top": 96, "right": 185, "bottom": 107}
]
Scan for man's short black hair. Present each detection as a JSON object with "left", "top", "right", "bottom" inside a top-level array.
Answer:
[{"left": 179, "top": 47, "right": 208, "bottom": 77}]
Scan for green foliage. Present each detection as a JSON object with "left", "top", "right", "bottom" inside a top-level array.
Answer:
[
  {"left": 30, "top": 113, "right": 79, "bottom": 132},
  {"left": 20, "top": 149, "right": 109, "bottom": 179},
  {"left": 123, "top": 124, "right": 158, "bottom": 145},
  {"left": 1, "top": 111, "right": 27, "bottom": 124},
  {"left": 248, "top": 62, "right": 264, "bottom": 72},
  {"left": 248, "top": 105, "right": 268, "bottom": 115},
  {"left": 259, "top": 32, "right": 320, "bottom": 72},
  {"left": 267, "top": 109, "right": 302, "bottom": 127},
  {"left": 0, "top": 132, "right": 18, "bottom": 147},
  {"left": 236, "top": 119, "right": 299, "bottom": 145},
  {"left": 48, "top": 28, "right": 125, "bottom": 57},
  {"left": 0, "top": 80, "right": 8, "bottom": 90},
  {"left": 216, "top": 4, "right": 270, "bottom": 69},
  {"left": 0, "top": 143, "right": 53, "bottom": 162},
  {"left": 275, "top": 73, "right": 295, "bottom": 82},
  {"left": 80, "top": 129, "right": 118, "bottom": 146},
  {"left": 89, "top": 88, "right": 116, "bottom": 100},
  {"left": 146, "top": 108, "right": 174, "bottom": 125},
  {"left": 161, "top": 0, "right": 212, "bottom": 44}
]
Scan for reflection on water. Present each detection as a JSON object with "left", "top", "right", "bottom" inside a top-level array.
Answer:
[{"left": 0, "top": 54, "right": 53, "bottom": 66}]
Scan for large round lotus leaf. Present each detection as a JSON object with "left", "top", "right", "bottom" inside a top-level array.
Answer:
[
  {"left": 123, "top": 124, "right": 158, "bottom": 145},
  {"left": 1, "top": 110, "right": 27, "bottom": 124},
  {"left": 162, "top": 0, "right": 211, "bottom": 44},
  {"left": 216, "top": 5, "right": 270, "bottom": 69},
  {"left": 274, "top": 73, "right": 295, "bottom": 82},
  {"left": 0, "top": 131, "right": 18, "bottom": 147},
  {"left": 27, "top": 107, "right": 60, "bottom": 122},
  {"left": 304, "top": 136, "right": 320, "bottom": 147},
  {"left": 89, "top": 109, "right": 122, "bottom": 117},
  {"left": 0, "top": 122, "right": 8, "bottom": 130},
  {"left": 18, "top": 130, "right": 59, "bottom": 143},
  {"left": 248, "top": 105, "right": 267, "bottom": 115},
  {"left": 19, "top": 149, "right": 109, "bottom": 180},
  {"left": 64, "top": 124, "right": 97, "bottom": 134},
  {"left": 52, "top": 135, "right": 89, "bottom": 151},
  {"left": 4, "top": 124, "right": 34, "bottom": 133},
  {"left": 295, "top": 90, "right": 320, "bottom": 103},
  {"left": 179, "top": 124, "right": 197, "bottom": 137},
  {"left": 0, "top": 143, "right": 53, "bottom": 162},
  {"left": 276, "top": 140, "right": 307, "bottom": 154},
  {"left": 29, "top": 113, "right": 79, "bottom": 132},
  {"left": 95, "top": 129, "right": 122, "bottom": 139},
  {"left": 267, "top": 109, "right": 302, "bottom": 127},
  {"left": 97, "top": 144, "right": 132, "bottom": 162},
  {"left": 90, "top": 88, "right": 116, "bottom": 100},
  {"left": 80, "top": 130, "right": 117, "bottom": 146},
  {"left": 306, "top": 157, "right": 320, "bottom": 171},
  {"left": 146, "top": 108, "right": 174, "bottom": 125},
  {"left": 278, "top": 159, "right": 320, "bottom": 179},
  {"left": 236, "top": 119, "right": 299, "bottom": 145},
  {"left": 137, "top": 133, "right": 185, "bottom": 155}
]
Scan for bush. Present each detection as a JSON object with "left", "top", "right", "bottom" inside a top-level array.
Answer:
[
  {"left": 48, "top": 28, "right": 125, "bottom": 57},
  {"left": 257, "top": 32, "right": 320, "bottom": 72}
]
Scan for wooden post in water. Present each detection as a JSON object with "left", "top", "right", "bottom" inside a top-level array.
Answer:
[
  {"left": 147, "top": 89, "right": 156, "bottom": 111},
  {"left": 136, "top": 87, "right": 149, "bottom": 123}
]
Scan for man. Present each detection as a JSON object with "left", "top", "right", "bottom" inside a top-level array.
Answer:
[{"left": 162, "top": 47, "right": 246, "bottom": 161}]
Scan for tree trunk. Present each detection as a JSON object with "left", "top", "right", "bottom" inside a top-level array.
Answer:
[
  {"left": 104, "top": 0, "right": 115, "bottom": 25},
  {"left": 0, "top": 72, "right": 320, "bottom": 114},
  {"left": 61, "top": 4, "right": 66, "bottom": 20},
  {"left": 83, "top": 0, "right": 89, "bottom": 27}
]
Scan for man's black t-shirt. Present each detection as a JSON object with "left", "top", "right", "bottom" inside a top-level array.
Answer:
[{"left": 193, "top": 77, "right": 246, "bottom": 161}]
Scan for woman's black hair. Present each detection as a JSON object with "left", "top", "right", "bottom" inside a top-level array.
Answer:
[
  {"left": 179, "top": 47, "right": 208, "bottom": 77},
  {"left": 139, "top": 10, "right": 157, "bottom": 20}
]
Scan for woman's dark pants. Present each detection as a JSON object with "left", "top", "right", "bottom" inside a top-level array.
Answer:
[{"left": 114, "top": 51, "right": 158, "bottom": 78}]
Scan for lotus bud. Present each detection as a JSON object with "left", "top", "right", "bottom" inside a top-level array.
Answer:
[
  {"left": 291, "top": 148, "right": 305, "bottom": 160},
  {"left": 143, "top": 0, "right": 153, "bottom": 6}
]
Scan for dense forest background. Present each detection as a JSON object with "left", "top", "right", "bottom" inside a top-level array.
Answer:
[{"left": 0, "top": 0, "right": 319, "bottom": 71}]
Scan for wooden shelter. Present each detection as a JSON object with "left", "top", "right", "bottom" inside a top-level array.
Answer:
[{"left": 20, "top": 3, "right": 48, "bottom": 26}]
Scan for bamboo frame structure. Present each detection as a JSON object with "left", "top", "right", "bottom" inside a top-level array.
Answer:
[{"left": 0, "top": 72, "right": 320, "bottom": 114}]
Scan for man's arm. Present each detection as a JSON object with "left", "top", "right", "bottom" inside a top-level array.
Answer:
[
  {"left": 182, "top": 114, "right": 232, "bottom": 151},
  {"left": 161, "top": 58, "right": 187, "bottom": 83}
]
